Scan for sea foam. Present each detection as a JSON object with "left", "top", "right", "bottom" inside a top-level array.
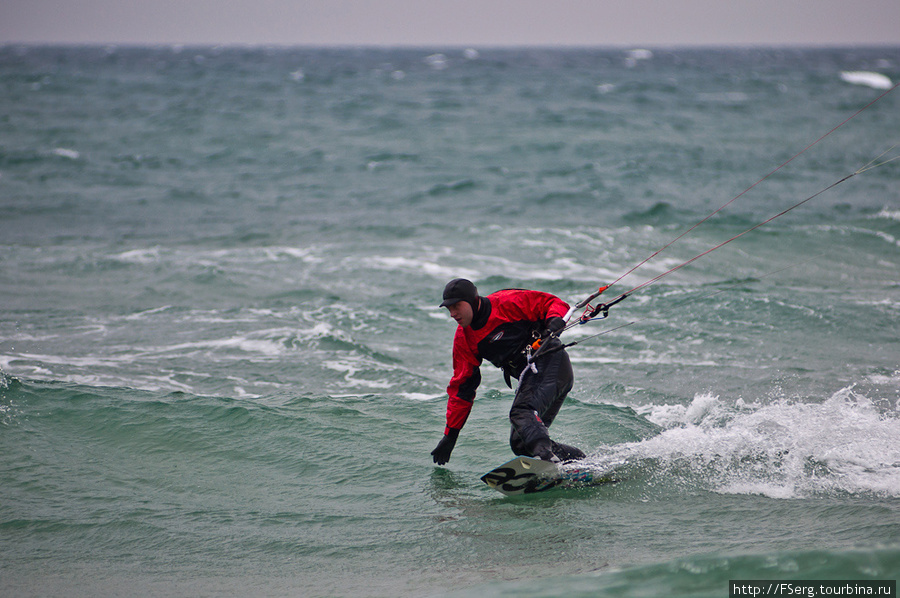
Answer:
[
  {"left": 587, "top": 388, "right": 900, "bottom": 499},
  {"left": 840, "top": 71, "right": 893, "bottom": 90}
]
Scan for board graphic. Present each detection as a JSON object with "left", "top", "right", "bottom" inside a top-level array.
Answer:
[{"left": 480, "top": 455, "right": 606, "bottom": 496}]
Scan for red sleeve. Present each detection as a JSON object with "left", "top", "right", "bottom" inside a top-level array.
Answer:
[
  {"left": 444, "top": 327, "right": 481, "bottom": 435},
  {"left": 535, "top": 291, "right": 569, "bottom": 320}
]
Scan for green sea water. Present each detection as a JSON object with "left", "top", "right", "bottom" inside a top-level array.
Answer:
[{"left": 1, "top": 46, "right": 899, "bottom": 597}]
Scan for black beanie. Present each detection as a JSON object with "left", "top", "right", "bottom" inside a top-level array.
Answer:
[{"left": 439, "top": 278, "right": 479, "bottom": 310}]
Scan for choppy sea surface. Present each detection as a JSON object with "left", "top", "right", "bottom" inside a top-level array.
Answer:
[{"left": 1, "top": 45, "right": 899, "bottom": 597}]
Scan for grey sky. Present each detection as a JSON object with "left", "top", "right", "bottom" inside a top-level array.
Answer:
[{"left": 2, "top": 0, "right": 898, "bottom": 47}]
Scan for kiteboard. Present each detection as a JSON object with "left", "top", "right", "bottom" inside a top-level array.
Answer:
[{"left": 480, "top": 455, "right": 612, "bottom": 496}]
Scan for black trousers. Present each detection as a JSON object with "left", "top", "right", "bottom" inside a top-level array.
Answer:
[{"left": 508, "top": 344, "right": 583, "bottom": 461}]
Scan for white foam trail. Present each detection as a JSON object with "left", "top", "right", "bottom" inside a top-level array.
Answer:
[
  {"left": 121, "top": 306, "right": 174, "bottom": 321},
  {"left": 364, "top": 256, "right": 468, "bottom": 279},
  {"left": 323, "top": 360, "right": 393, "bottom": 389},
  {"left": 137, "top": 324, "right": 345, "bottom": 359},
  {"left": 840, "top": 71, "right": 893, "bottom": 90},
  {"left": 586, "top": 389, "right": 900, "bottom": 498},
  {"left": 867, "top": 370, "right": 900, "bottom": 386},
  {"left": 114, "top": 247, "right": 163, "bottom": 264},
  {"left": 625, "top": 49, "right": 652, "bottom": 68},
  {"left": 875, "top": 208, "right": 900, "bottom": 222},
  {"left": 112, "top": 245, "right": 322, "bottom": 266},
  {"left": 424, "top": 53, "right": 448, "bottom": 70},
  {"left": 51, "top": 147, "right": 80, "bottom": 160},
  {"left": 398, "top": 392, "right": 440, "bottom": 401}
]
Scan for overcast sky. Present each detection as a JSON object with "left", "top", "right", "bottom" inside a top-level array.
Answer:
[{"left": 2, "top": 0, "right": 899, "bottom": 47}]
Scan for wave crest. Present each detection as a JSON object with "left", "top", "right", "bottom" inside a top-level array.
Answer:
[{"left": 584, "top": 388, "right": 900, "bottom": 499}]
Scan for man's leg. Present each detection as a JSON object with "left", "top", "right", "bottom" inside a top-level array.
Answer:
[{"left": 508, "top": 348, "right": 581, "bottom": 460}]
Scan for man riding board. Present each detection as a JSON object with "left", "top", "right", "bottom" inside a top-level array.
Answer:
[{"left": 431, "top": 278, "right": 586, "bottom": 466}]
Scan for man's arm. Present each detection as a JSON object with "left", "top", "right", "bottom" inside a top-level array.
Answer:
[{"left": 432, "top": 330, "right": 481, "bottom": 465}]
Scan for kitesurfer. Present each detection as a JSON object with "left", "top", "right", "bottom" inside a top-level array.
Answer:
[{"left": 431, "top": 278, "right": 586, "bottom": 466}]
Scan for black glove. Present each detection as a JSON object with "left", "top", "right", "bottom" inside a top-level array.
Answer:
[
  {"left": 431, "top": 429, "right": 459, "bottom": 465},
  {"left": 532, "top": 440, "right": 561, "bottom": 463},
  {"left": 545, "top": 316, "right": 566, "bottom": 335}
]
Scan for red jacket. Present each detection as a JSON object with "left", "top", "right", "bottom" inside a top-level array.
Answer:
[{"left": 443, "top": 289, "right": 569, "bottom": 435}]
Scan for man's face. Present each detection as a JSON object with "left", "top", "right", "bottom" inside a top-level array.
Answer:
[{"left": 446, "top": 300, "right": 474, "bottom": 328}]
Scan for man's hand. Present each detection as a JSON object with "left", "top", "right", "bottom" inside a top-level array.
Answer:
[
  {"left": 546, "top": 316, "right": 566, "bottom": 335},
  {"left": 431, "top": 430, "right": 459, "bottom": 465}
]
